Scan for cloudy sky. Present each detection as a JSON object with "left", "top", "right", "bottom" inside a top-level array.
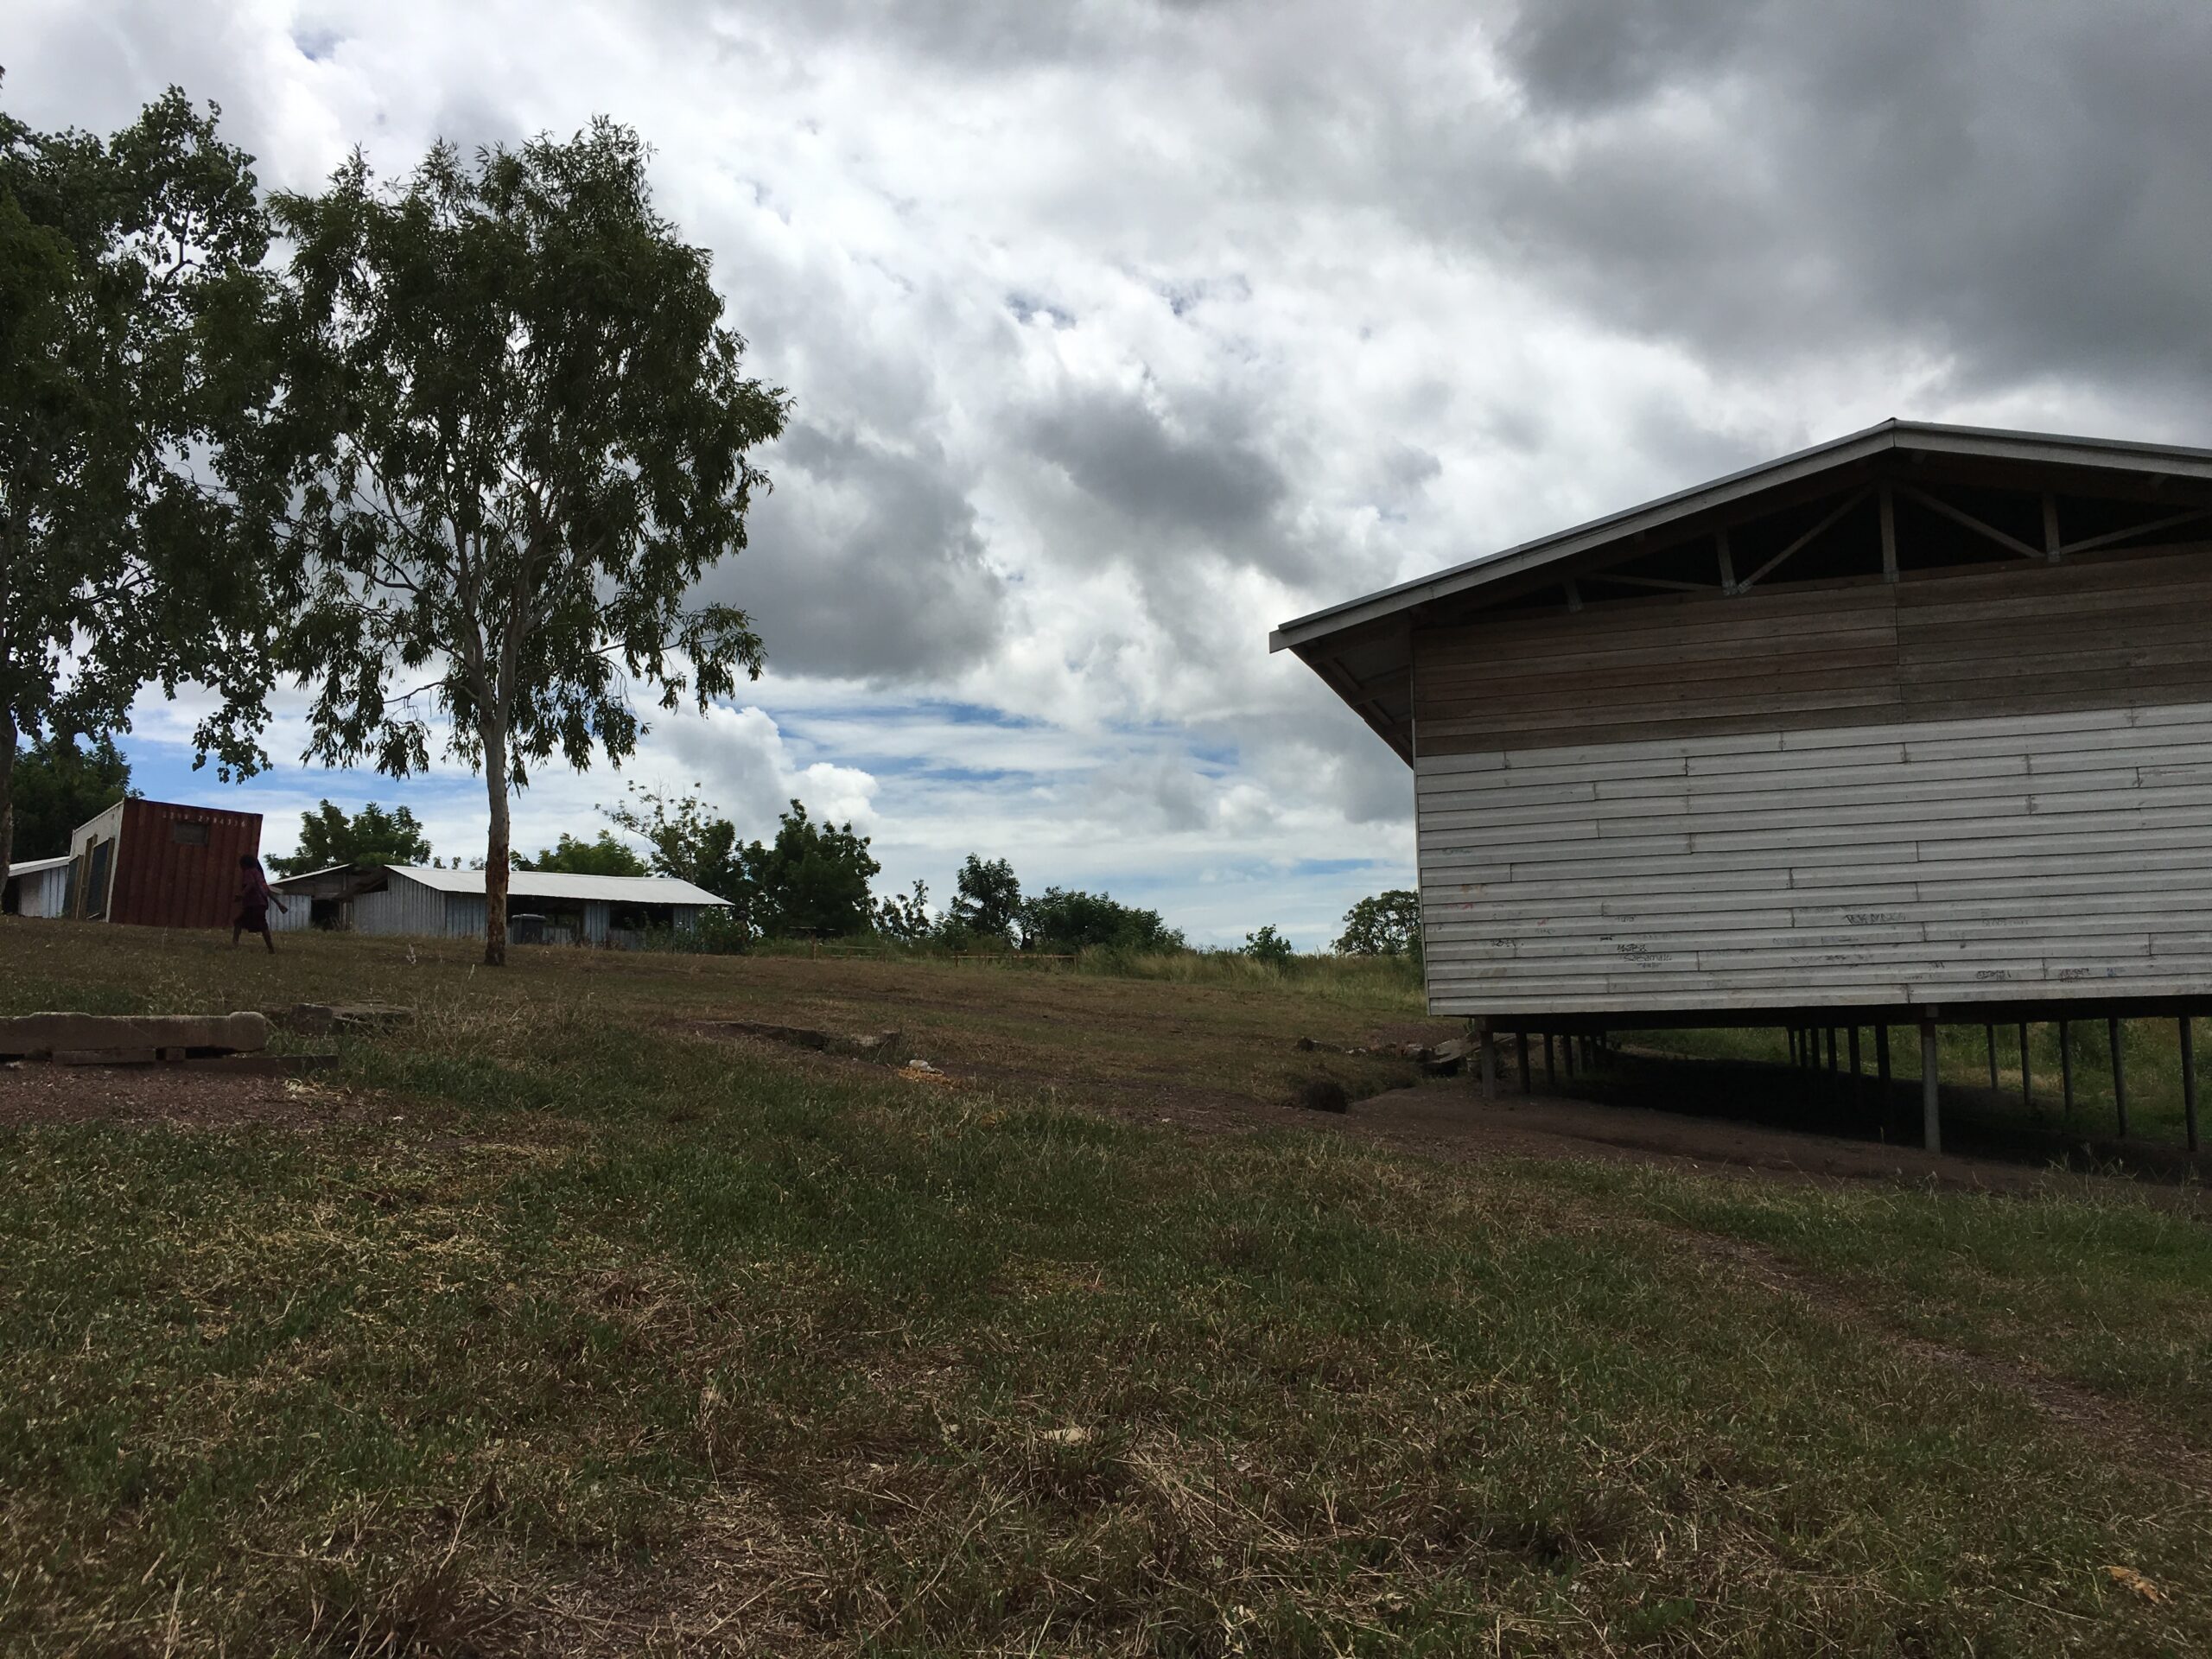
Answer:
[{"left": 11, "top": 0, "right": 2212, "bottom": 944}]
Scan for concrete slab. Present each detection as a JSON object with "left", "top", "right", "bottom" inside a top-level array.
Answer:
[{"left": 0, "top": 1011, "right": 271, "bottom": 1060}]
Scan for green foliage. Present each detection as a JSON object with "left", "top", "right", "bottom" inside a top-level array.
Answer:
[
  {"left": 739, "top": 800, "right": 880, "bottom": 939},
  {"left": 6, "top": 736, "right": 131, "bottom": 859},
  {"left": 0, "top": 83, "right": 288, "bottom": 872},
  {"left": 1335, "top": 889, "right": 1422, "bottom": 959},
  {"left": 949, "top": 855, "right": 1021, "bottom": 943},
  {"left": 872, "top": 879, "right": 933, "bottom": 943},
  {"left": 516, "top": 830, "right": 647, "bottom": 878},
  {"left": 1021, "top": 886, "right": 1185, "bottom": 953},
  {"left": 268, "top": 119, "right": 788, "bottom": 963},
  {"left": 1241, "top": 924, "right": 1296, "bottom": 965},
  {"left": 266, "top": 799, "right": 432, "bottom": 875},
  {"left": 602, "top": 783, "right": 746, "bottom": 900}
]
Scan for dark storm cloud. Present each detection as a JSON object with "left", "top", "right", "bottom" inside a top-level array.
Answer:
[
  {"left": 1465, "top": 0, "right": 2212, "bottom": 397},
  {"left": 706, "top": 423, "right": 1006, "bottom": 683},
  {"left": 1025, "top": 383, "right": 1300, "bottom": 570}
]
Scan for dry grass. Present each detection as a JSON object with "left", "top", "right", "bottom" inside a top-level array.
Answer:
[{"left": 2, "top": 918, "right": 2210, "bottom": 1654}]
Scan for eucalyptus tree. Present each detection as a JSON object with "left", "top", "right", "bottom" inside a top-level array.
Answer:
[
  {"left": 0, "top": 86, "right": 286, "bottom": 874},
  {"left": 271, "top": 120, "right": 788, "bottom": 963}
]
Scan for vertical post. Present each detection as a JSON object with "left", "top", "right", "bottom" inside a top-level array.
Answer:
[
  {"left": 1480, "top": 1033, "right": 1497, "bottom": 1102},
  {"left": 1717, "top": 526, "right": 1738, "bottom": 594},
  {"left": 1879, "top": 480, "right": 1899, "bottom": 583},
  {"left": 1847, "top": 1026, "right": 1862, "bottom": 1077},
  {"left": 1827, "top": 1028, "right": 1840, "bottom": 1072},
  {"left": 2018, "top": 1022, "right": 2032, "bottom": 1114},
  {"left": 2109, "top": 1017, "right": 2129, "bottom": 1140},
  {"left": 1544, "top": 1032, "right": 1557, "bottom": 1088},
  {"left": 1986, "top": 1024, "right": 1999, "bottom": 1091},
  {"left": 2183, "top": 1017, "right": 2200, "bottom": 1154},
  {"left": 1875, "top": 1023, "right": 1891, "bottom": 1085},
  {"left": 1516, "top": 1028, "right": 1532, "bottom": 1096},
  {"left": 1787, "top": 1027, "right": 1799, "bottom": 1067},
  {"left": 2059, "top": 1020, "right": 2074, "bottom": 1123},
  {"left": 2042, "top": 492, "right": 2063, "bottom": 563},
  {"left": 1564, "top": 1035, "right": 1576, "bottom": 1080},
  {"left": 1921, "top": 1019, "right": 1942, "bottom": 1154}
]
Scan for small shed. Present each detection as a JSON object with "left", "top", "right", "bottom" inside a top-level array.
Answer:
[
  {"left": 1273, "top": 419, "right": 2212, "bottom": 1146},
  {"left": 269, "top": 863, "right": 731, "bottom": 946},
  {"left": 3, "top": 855, "right": 73, "bottom": 918},
  {"left": 60, "top": 798, "right": 264, "bottom": 929}
]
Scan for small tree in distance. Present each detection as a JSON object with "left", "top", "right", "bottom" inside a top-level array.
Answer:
[
  {"left": 271, "top": 121, "right": 788, "bottom": 965},
  {"left": 602, "top": 783, "right": 747, "bottom": 899},
  {"left": 949, "top": 855, "right": 1022, "bottom": 944},
  {"left": 267, "top": 799, "right": 432, "bottom": 874},
  {"left": 873, "top": 880, "right": 932, "bottom": 942},
  {"left": 1242, "top": 925, "right": 1297, "bottom": 965},
  {"left": 517, "top": 830, "right": 647, "bottom": 877},
  {"left": 1335, "top": 890, "right": 1422, "bottom": 960}
]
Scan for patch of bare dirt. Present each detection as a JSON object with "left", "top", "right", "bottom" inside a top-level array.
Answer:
[{"left": 0, "top": 1061, "right": 387, "bottom": 1132}]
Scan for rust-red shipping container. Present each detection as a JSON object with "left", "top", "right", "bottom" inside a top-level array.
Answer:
[{"left": 69, "top": 798, "right": 264, "bottom": 930}]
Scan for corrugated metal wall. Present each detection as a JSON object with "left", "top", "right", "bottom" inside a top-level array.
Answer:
[
  {"left": 1417, "top": 701, "right": 2212, "bottom": 1016},
  {"left": 9, "top": 864, "right": 71, "bottom": 917},
  {"left": 353, "top": 876, "right": 467, "bottom": 938}
]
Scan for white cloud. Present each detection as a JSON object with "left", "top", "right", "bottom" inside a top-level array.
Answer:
[{"left": 18, "top": 0, "right": 2210, "bottom": 946}]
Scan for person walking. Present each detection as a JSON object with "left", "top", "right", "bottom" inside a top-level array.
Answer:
[{"left": 232, "top": 854, "right": 287, "bottom": 953}]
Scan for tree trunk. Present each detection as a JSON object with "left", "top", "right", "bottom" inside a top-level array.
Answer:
[
  {"left": 0, "top": 705, "right": 16, "bottom": 880},
  {"left": 482, "top": 720, "right": 510, "bottom": 967}
]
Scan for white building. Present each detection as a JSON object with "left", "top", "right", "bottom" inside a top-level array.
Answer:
[
  {"left": 3, "top": 855, "right": 73, "bottom": 918},
  {"left": 268, "top": 863, "right": 730, "bottom": 947}
]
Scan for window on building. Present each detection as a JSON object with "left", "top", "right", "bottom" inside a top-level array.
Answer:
[{"left": 170, "top": 822, "right": 210, "bottom": 846}]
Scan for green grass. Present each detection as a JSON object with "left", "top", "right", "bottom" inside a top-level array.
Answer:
[{"left": 3, "top": 918, "right": 2209, "bottom": 1654}]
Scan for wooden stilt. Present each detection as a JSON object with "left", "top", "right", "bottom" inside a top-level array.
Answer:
[
  {"left": 1480, "top": 1033, "right": 1497, "bottom": 1102},
  {"left": 1921, "top": 1020, "right": 1942, "bottom": 1154},
  {"left": 1847, "top": 1026, "right": 1862, "bottom": 1077},
  {"left": 1986, "top": 1023, "right": 1999, "bottom": 1092},
  {"left": 2183, "top": 1018, "right": 2199, "bottom": 1154},
  {"left": 2059, "top": 1020, "right": 2074, "bottom": 1123},
  {"left": 1544, "top": 1032, "right": 1557, "bottom": 1088},
  {"left": 1875, "top": 1024, "right": 1891, "bottom": 1086},
  {"left": 2110, "top": 1017, "right": 2129, "bottom": 1140},
  {"left": 1516, "top": 1028, "right": 1532, "bottom": 1096},
  {"left": 2018, "top": 1022, "right": 2032, "bottom": 1113}
]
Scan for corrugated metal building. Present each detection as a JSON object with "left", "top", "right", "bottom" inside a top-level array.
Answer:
[
  {"left": 269, "top": 863, "right": 730, "bottom": 946},
  {"left": 1274, "top": 420, "right": 2212, "bottom": 1144},
  {"left": 3, "top": 855, "right": 73, "bottom": 918},
  {"left": 60, "top": 798, "right": 264, "bottom": 929}
]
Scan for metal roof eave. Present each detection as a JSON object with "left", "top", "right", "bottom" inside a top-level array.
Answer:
[{"left": 1268, "top": 419, "right": 2212, "bottom": 654}]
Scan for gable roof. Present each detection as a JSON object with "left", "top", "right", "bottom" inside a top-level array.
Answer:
[{"left": 1272, "top": 418, "right": 2212, "bottom": 761}]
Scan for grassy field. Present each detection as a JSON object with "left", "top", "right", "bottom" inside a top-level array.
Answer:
[{"left": 3, "top": 919, "right": 2209, "bottom": 1655}]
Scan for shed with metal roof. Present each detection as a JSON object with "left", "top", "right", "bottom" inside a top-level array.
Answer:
[{"left": 270, "top": 863, "right": 730, "bottom": 947}]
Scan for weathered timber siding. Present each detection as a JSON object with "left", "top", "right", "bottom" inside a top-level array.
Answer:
[
  {"left": 1417, "top": 700, "right": 2212, "bottom": 1015},
  {"left": 1414, "top": 544, "right": 2212, "bottom": 755}
]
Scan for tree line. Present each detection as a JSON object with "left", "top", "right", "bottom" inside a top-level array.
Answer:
[{"left": 3, "top": 83, "right": 784, "bottom": 963}]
